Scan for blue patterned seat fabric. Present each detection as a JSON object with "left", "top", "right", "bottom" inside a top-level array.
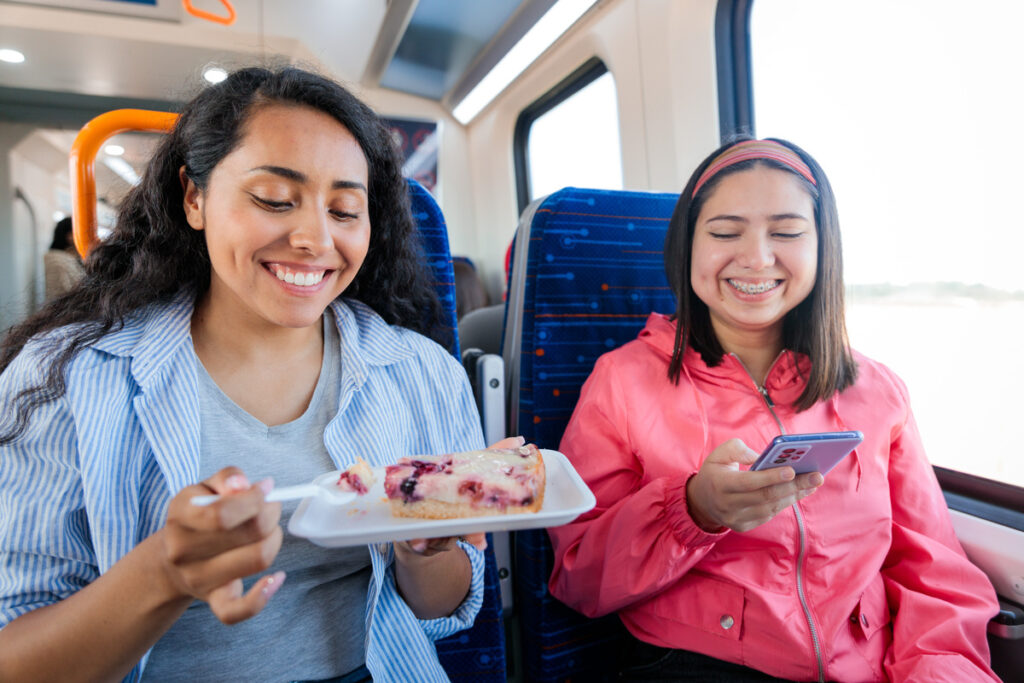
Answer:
[
  {"left": 507, "top": 187, "right": 679, "bottom": 682},
  {"left": 407, "top": 178, "right": 507, "bottom": 681},
  {"left": 408, "top": 179, "right": 460, "bottom": 358}
]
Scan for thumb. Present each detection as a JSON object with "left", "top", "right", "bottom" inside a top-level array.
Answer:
[{"left": 707, "top": 438, "right": 759, "bottom": 468}]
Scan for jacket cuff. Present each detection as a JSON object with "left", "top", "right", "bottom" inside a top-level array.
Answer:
[{"left": 665, "top": 473, "right": 730, "bottom": 547}]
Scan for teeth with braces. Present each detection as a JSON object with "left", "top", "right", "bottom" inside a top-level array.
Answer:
[{"left": 729, "top": 279, "right": 779, "bottom": 294}]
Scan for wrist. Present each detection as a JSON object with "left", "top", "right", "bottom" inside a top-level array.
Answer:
[
  {"left": 141, "top": 531, "right": 194, "bottom": 610},
  {"left": 685, "top": 474, "right": 726, "bottom": 533}
]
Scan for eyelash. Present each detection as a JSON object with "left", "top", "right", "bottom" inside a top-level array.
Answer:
[
  {"left": 253, "top": 196, "right": 292, "bottom": 211},
  {"left": 253, "top": 196, "right": 359, "bottom": 221},
  {"left": 708, "top": 231, "right": 804, "bottom": 239}
]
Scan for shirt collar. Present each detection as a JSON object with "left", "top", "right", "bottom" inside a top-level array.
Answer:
[
  {"left": 88, "top": 292, "right": 416, "bottom": 390},
  {"left": 329, "top": 298, "right": 417, "bottom": 393}
]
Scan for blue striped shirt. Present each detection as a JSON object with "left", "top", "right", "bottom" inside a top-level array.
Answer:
[{"left": 0, "top": 294, "right": 486, "bottom": 682}]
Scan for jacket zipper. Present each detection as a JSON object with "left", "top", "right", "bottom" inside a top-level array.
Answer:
[
  {"left": 731, "top": 353, "right": 826, "bottom": 683},
  {"left": 793, "top": 505, "right": 824, "bottom": 683}
]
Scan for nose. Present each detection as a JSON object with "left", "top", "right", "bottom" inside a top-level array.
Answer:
[
  {"left": 288, "top": 206, "right": 333, "bottom": 254},
  {"left": 736, "top": 232, "right": 774, "bottom": 270}
]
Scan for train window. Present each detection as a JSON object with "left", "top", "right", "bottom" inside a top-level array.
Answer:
[
  {"left": 514, "top": 58, "right": 623, "bottom": 214},
  {"left": 750, "top": 0, "right": 1024, "bottom": 488}
]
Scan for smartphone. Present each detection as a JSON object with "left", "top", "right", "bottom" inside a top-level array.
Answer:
[{"left": 751, "top": 431, "right": 863, "bottom": 475}]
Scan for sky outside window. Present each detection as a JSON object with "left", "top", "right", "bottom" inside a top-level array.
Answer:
[{"left": 752, "top": 0, "right": 1024, "bottom": 487}]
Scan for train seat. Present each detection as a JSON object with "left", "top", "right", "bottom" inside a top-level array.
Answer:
[
  {"left": 407, "top": 180, "right": 460, "bottom": 356},
  {"left": 407, "top": 179, "right": 507, "bottom": 681},
  {"left": 502, "top": 186, "right": 679, "bottom": 682},
  {"left": 458, "top": 303, "right": 505, "bottom": 356}
]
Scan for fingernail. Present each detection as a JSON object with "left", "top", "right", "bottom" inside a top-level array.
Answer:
[
  {"left": 225, "top": 474, "right": 249, "bottom": 491},
  {"left": 411, "top": 540, "right": 427, "bottom": 553},
  {"left": 473, "top": 538, "right": 488, "bottom": 550},
  {"left": 262, "top": 571, "right": 286, "bottom": 600},
  {"left": 516, "top": 435, "right": 526, "bottom": 446},
  {"left": 257, "top": 477, "right": 274, "bottom": 495}
]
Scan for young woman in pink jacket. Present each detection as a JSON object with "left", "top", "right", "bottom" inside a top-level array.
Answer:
[{"left": 548, "top": 138, "right": 1000, "bottom": 682}]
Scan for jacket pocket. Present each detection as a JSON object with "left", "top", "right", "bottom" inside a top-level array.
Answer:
[
  {"left": 850, "top": 577, "right": 891, "bottom": 642},
  {"left": 650, "top": 571, "right": 746, "bottom": 641}
]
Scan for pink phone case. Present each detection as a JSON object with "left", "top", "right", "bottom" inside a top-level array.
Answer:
[{"left": 751, "top": 431, "right": 863, "bottom": 475}]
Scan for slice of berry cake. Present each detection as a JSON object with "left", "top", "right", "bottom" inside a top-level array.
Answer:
[
  {"left": 384, "top": 445, "right": 545, "bottom": 519},
  {"left": 335, "top": 457, "right": 377, "bottom": 495}
]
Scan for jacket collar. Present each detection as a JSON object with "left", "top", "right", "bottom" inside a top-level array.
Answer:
[{"left": 639, "top": 312, "right": 810, "bottom": 403}]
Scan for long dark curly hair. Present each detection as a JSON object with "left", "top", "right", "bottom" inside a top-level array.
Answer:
[{"left": 0, "top": 66, "right": 447, "bottom": 445}]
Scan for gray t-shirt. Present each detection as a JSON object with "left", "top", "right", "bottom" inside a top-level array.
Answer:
[{"left": 143, "top": 314, "right": 371, "bottom": 682}]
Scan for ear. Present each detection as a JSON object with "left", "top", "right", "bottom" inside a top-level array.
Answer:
[{"left": 180, "top": 166, "right": 205, "bottom": 231}]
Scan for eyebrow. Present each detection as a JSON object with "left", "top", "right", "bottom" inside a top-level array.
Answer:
[
  {"left": 248, "top": 165, "right": 367, "bottom": 193},
  {"left": 704, "top": 212, "right": 810, "bottom": 223}
]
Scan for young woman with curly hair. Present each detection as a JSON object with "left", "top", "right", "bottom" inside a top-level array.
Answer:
[{"left": 0, "top": 66, "right": 497, "bottom": 683}]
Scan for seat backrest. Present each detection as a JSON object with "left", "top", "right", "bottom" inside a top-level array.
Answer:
[
  {"left": 408, "top": 179, "right": 461, "bottom": 358},
  {"left": 408, "top": 178, "right": 507, "bottom": 681},
  {"left": 458, "top": 303, "right": 505, "bottom": 356},
  {"left": 503, "top": 187, "right": 678, "bottom": 682}
]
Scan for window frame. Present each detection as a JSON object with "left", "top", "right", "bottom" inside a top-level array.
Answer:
[
  {"left": 512, "top": 57, "right": 610, "bottom": 216},
  {"left": 714, "top": 0, "right": 755, "bottom": 142},
  {"left": 727, "top": 0, "right": 1024, "bottom": 526}
]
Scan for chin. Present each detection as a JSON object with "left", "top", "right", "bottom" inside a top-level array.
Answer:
[{"left": 267, "top": 306, "right": 331, "bottom": 330}]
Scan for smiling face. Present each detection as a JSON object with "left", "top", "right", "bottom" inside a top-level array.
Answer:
[
  {"left": 690, "top": 165, "right": 818, "bottom": 353},
  {"left": 183, "top": 103, "right": 371, "bottom": 333}
]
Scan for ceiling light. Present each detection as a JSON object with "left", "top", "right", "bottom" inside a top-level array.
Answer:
[
  {"left": 203, "top": 67, "right": 228, "bottom": 84},
  {"left": 104, "top": 144, "right": 125, "bottom": 157},
  {"left": 0, "top": 48, "right": 26, "bottom": 64},
  {"left": 102, "top": 156, "right": 141, "bottom": 186},
  {"left": 452, "top": 0, "right": 599, "bottom": 125}
]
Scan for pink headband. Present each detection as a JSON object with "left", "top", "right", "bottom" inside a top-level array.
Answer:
[{"left": 691, "top": 139, "right": 816, "bottom": 198}]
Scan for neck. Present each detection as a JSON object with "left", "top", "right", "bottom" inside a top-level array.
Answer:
[
  {"left": 713, "top": 325, "right": 783, "bottom": 386},
  {"left": 190, "top": 293, "right": 328, "bottom": 427},
  {"left": 190, "top": 294, "right": 325, "bottom": 365}
]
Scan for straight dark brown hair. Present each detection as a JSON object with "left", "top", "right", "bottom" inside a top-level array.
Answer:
[{"left": 663, "top": 137, "right": 857, "bottom": 411}]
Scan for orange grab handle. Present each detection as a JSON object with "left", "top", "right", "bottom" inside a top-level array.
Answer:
[
  {"left": 182, "top": 0, "right": 237, "bottom": 26},
  {"left": 70, "top": 109, "right": 179, "bottom": 258}
]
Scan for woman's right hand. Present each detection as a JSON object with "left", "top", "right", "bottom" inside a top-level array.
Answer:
[
  {"left": 158, "top": 467, "right": 285, "bottom": 624},
  {"left": 686, "top": 439, "right": 824, "bottom": 533}
]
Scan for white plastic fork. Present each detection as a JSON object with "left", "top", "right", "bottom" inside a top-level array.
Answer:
[{"left": 190, "top": 482, "right": 357, "bottom": 507}]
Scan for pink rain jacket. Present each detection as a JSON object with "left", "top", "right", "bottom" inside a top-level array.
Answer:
[{"left": 549, "top": 313, "right": 999, "bottom": 682}]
